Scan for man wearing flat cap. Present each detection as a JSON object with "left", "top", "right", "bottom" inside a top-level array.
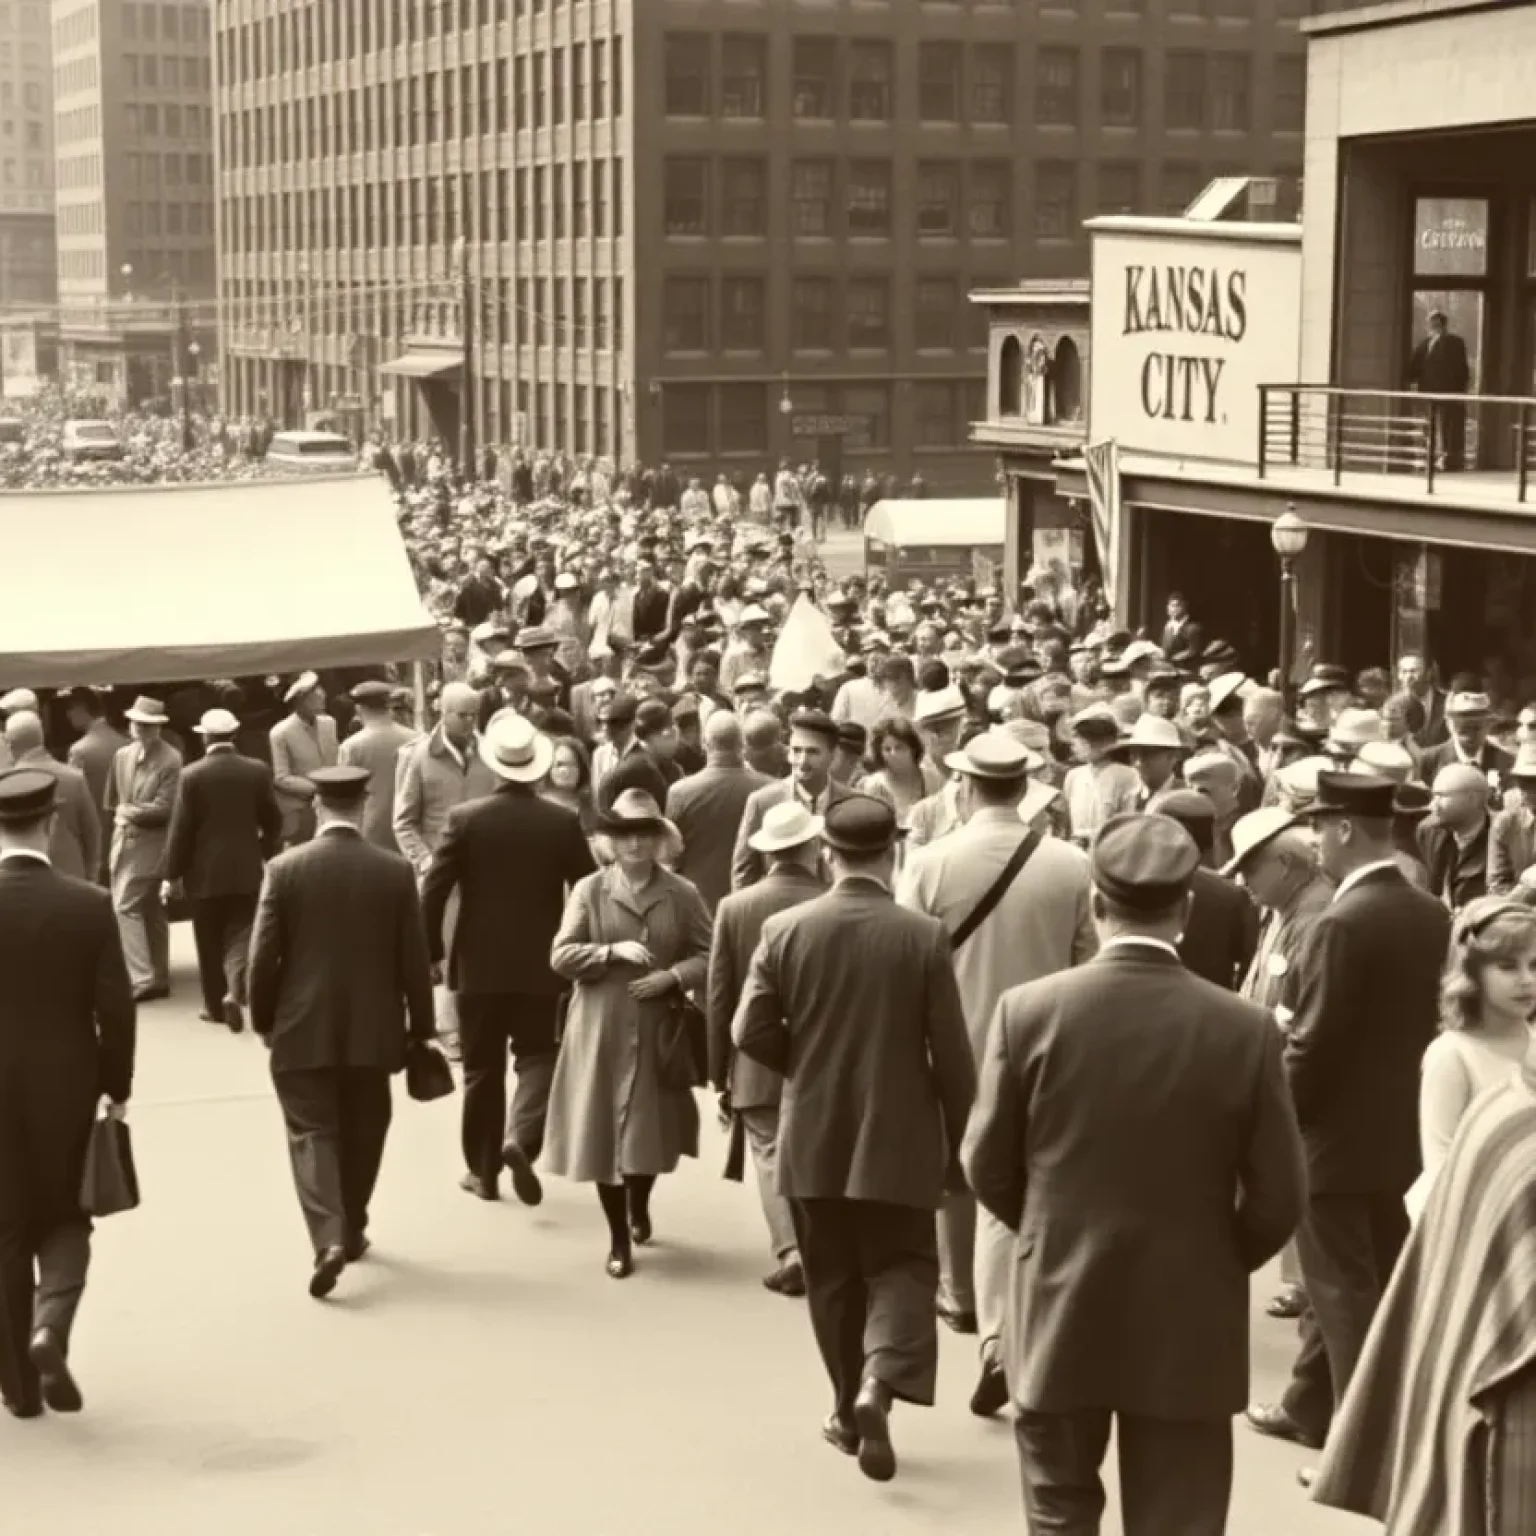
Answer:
[
  {"left": 733, "top": 795, "right": 975, "bottom": 1482},
  {"left": 338, "top": 681, "right": 418, "bottom": 854},
  {"left": 1248, "top": 771, "right": 1450, "bottom": 1464},
  {"left": 0, "top": 767, "right": 136, "bottom": 1419},
  {"left": 964, "top": 811, "right": 1305, "bottom": 1534},
  {"left": 269, "top": 672, "right": 339, "bottom": 849},
  {"left": 249, "top": 765, "right": 436, "bottom": 1300}
]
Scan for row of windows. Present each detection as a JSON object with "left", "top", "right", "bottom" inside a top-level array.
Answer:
[
  {"left": 57, "top": 104, "right": 99, "bottom": 147},
  {"left": 0, "top": 80, "right": 43, "bottom": 112},
  {"left": 125, "top": 101, "right": 211, "bottom": 140},
  {"left": 51, "top": 3, "right": 93, "bottom": 52},
  {"left": 53, "top": 54, "right": 97, "bottom": 97},
  {"left": 60, "top": 246, "right": 105, "bottom": 281},
  {"left": 57, "top": 151, "right": 100, "bottom": 189},
  {"left": 57, "top": 200, "right": 101, "bottom": 236},
  {"left": 119, "top": 246, "right": 215, "bottom": 285},
  {"left": 124, "top": 200, "right": 209, "bottom": 237},
  {"left": 0, "top": 155, "right": 45, "bottom": 187},
  {"left": 124, "top": 152, "right": 210, "bottom": 189},
  {"left": 121, "top": 53, "right": 211, "bottom": 92},
  {"left": 0, "top": 118, "right": 43, "bottom": 150},
  {"left": 121, "top": 4, "right": 211, "bottom": 45},
  {"left": 0, "top": 38, "right": 45, "bottom": 70}
]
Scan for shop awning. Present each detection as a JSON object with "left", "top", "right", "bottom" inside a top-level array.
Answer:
[
  {"left": 0, "top": 474, "right": 440, "bottom": 687},
  {"left": 379, "top": 350, "right": 462, "bottom": 380}
]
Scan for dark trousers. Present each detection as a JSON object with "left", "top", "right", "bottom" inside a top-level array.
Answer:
[
  {"left": 189, "top": 892, "right": 257, "bottom": 1014},
  {"left": 789, "top": 1196, "right": 939, "bottom": 1419},
  {"left": 1282, "top": 1190, "right": 1408, "bottom": 1440},
  {"left": 1433, "top": 400, "right": 1467, "bottom": 470},
  {"left": 272, "top": 1067, "right": 393, "bottom": 1255},
  {"left": 457, "top": 992, "right": 559, "bottom": 1185},
  {"left": 1014, "top": 1409, "right": 1232, "bottom": 1536}
]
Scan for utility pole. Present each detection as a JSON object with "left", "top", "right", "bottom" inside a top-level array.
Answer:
[{"left": 455, "top": 236, "right": 475, "bottom": 482}]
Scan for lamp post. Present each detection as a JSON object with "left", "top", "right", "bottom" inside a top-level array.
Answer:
[
  {"left": 454, "top": 236, "right": 475, "bottom": 481},
  {"left": 1270, "top": 505, "right": 1310, "bottom": 715}
]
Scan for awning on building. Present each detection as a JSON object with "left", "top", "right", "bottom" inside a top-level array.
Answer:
[
  {"left": 0, "top": 474, "right": 440, "bottom": 687},
  {"left": 379, "top": 350, "right": 462, "bottom": 380}
]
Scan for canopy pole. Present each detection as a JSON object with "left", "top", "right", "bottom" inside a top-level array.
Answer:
[{"left": 412, "top": 660, "right": 428, "bottom": 732}]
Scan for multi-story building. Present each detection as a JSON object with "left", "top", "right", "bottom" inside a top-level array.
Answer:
[
  {"left": 51, "top": 0, "right": 216, "bottom": 405},
  {"left": 0, "top": 2, "right": 55, "bottom": 310},
  {"left": 215, "top": 0, "right": 1308, "bottom": 486}
]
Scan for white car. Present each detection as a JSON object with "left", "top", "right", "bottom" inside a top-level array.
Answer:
[
  {"left": 266, "top": 429, "right": 359, "bottom": 474},
  {"left": 62, "top": 418, "right": 124, "bottom": 462}
]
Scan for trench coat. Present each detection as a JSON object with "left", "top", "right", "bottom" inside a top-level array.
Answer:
[{"left": 543, "top": 865, "right": 713, "bottom": 1184}]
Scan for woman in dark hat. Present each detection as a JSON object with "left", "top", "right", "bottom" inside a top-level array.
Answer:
[{"left": 544, "top": 789, "right": 713, "bottom": 1277}]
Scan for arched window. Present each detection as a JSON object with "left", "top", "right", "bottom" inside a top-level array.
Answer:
[
  {"left": 1053, "top": 336, "right": 1083, "bottom": 422},
  {"left": 998, "top": 334, "right": 1023, "bottom": 417}
]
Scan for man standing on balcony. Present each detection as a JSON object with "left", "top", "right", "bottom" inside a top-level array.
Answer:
[{"left": 1405, "top": 309, "right": 1470, "bottom": 472}]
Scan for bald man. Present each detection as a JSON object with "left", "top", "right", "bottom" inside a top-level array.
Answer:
[
  {"left": 1419, "top": 762, "right": 1491, "bottom": 912},
  {"left": 667, "top": 710, "right": 771, "bottom": 913},
  {"left": 4, "top": 711, "right": 101, "bottom": 882},
  {"left": 742, "top": 708, "right": 788, "bottom": 780}
]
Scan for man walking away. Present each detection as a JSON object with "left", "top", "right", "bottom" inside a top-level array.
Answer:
[
  {"left": 668, "top": 711, "right": 770, "bottom": 914},
  {"left": 248, "top": 766, "right": 436, "bottom": 1299},
  {"left": 5, "top": 711, "right": 100, "bottom": 883},
  {"left": 338, "top": 680, "right": 419, "bottom": 853},
  {"left": 734, "top": 795, "right": 974, "bottom": 1483}
]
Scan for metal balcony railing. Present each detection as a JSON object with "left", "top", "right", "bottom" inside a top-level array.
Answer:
[{"left": 1257, "top": 385, "right": 1536, "bottom": 503}]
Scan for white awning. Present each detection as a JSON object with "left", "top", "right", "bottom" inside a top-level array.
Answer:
[
  {"left": 862, "top": 497, "right": 1006, "bottom": 551},
  {"left": 379, "top": 350, "right": 462, "bottom": 380}
]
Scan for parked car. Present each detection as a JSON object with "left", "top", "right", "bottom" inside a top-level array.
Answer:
[
  {"left": 62, "top": 419, "right": 125, "bottom": 462},
  {"left": 265, "top": 429, "right": 358, "bottom": 474}
]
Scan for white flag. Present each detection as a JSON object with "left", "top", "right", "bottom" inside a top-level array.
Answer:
[{"left": 770, "top": 595, "right": 846, "bottom": 695}]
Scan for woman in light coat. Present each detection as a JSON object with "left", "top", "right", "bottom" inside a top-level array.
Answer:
[{"left": 544, "top": 789, "right": 713, "bottom": 1277}]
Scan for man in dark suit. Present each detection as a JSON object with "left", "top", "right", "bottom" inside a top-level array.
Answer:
[
  {"left": 337, "top": 680, "right": 419, "bottom": 853},
  {"left": 1158, "top": 592, "right": 1203, "bottom": 666},
  {"left": 668, "top": 711, "right": 770, "bottom": 914},
  {"left": 164, "top": 708, "right": 282, "bottom": 1032},
  {"left": 1150, "top": 789, "right": 1260, "bottom": 988},
  {"left": 707, "top": 802, "right": 826, "bottom": 1298},
  {"left": 248, "top": 765, "right": 436, "bottom": 1298},
  {"left": 5, "top": 710, "right": 101, "bottom": 883},
  {"left": 1416, "top": 690, "right": 1513, "bottom": 789},
  {"left": 1405, "top": 308, "right": 1471, "bottom": 470},
  {"left": 596, "top": 697, "right": 682, "bottom": 813},
  {"left": 422, "top": 714, "right": 595, "bottom": 1205},
  {"left": 734, "top": 796, "right": 974, "bottom": 1482},
  {"left": 1248, "top": 771, "right": 1451, "bottom": 1461},
  {"left": 1418, "top": 762, "right": 1490, "bottom": 913},
  {"left": 0, "top": 768, "right": 135, "bottom": 1417},
  {"left": 964, "top": 812, "right": 1305, "bottom": 1535}
]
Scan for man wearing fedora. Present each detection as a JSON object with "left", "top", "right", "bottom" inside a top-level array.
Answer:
[
  {"left": 1248, "top": 771, "right": 1450, "bottom": 1463},
  {"left": 733, "top": 795, "right": 975, "bottom": 1483},
  {"left": 1487, "top": 743, "right": 1536, "bottom": 894},
  {"left": 964, "top": 811, "right": 1304, "bottom": 1534},
  {"left": 337, "top": 680, "right": 418, "bottom": 854},
  {"left": 269, "top": 672, "right": 339, "bottom": 849},
  {"left": 1417, "top": 689, "right": 1513, "bottom": 790},
  {"left": 422, "top": 714, "right": 595, "bottom": 1205},
  {"left": 1115, "top": 712, "right": 1186, "bottom": 809},
  {"left": 249, "top": 766, "right": 436, "bottom": 1298},
  {"left": 897, "top": 731, "right": 1095, "bottom": 1417},
  {"left": 706, "top": 801, "right": 827, "bottom": 1298},
  {"left": 164, "top": 708, "right": 281, "bottom": 1031},
  {"left": 103, "top": 695, "right": 183, "bottom": 1002}
]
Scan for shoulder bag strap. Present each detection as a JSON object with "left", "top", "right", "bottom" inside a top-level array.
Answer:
[{"left": 951, "top": 830, "right": 1042, "bottom": 953}]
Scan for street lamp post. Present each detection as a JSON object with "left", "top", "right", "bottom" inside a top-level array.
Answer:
[{"left": 1270, "top": 504, "right": 1310, "bottom": 715}]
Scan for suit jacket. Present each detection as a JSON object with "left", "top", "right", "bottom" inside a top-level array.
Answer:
[
  {"left": 963, "top": 943, "right": 1305, "bottom": 1419},
  {"left": 1416, "top": 738, "right": 1513, "bottom": 790},
  {"left": 164, "top": 745, "right": 281, "bottom": 899},
  {"left": 668, "top": 760, "right": 772, "bottom": 914},
  {"left": 1406, "top": 331, "right": 1470, "bottom": 396},
  {"left": 15, "top": 749, "right": 100, "bottom": 883},
  {"left": 248, "top": 826, "right": 434, "bottom": 1072},
  {"left": 421, "top": 783, "right": 597, "bottom": 996},
  {"left": 1178, "top": 866, "right": 1261, "bottom": 990},
  {"left": 393, "top": 725, "right": 498, "bottom": 869},
  {"left": 1282, "top": 865, "right": 1451, "bottom": 1194},
  {"left": 732, "top": 878, "right": 975, "bottom": 1209},
  {"left": 1160, "top": 617, "right": 1205, "bottom": 663},
  {"left": 67, "top": 719, "right": 129, "bottom": 823},
  {"left": 1416, "top": 813, "right": 1490, "bottom": 912},
  {"left": 103, "top": 737, "right": 182, "bottom": 878},
  {"left": 338, "top": 719, "right": 419, "bottom": 852},
  {"left": 268, "top": 712, "right": 340, "bottom": 841},
  {"left": 706, "top": 863, "right": 826, "bottom": 1106},
  {"left": 1487, "top": 803, "right": 1536, "bottom": 895},
  {"left": 730, "top": 777, "right": 859, "bottom": 891}
]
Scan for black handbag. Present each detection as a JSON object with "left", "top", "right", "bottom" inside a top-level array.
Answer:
[
  {"left": 405, "top": 1039, "right": 455, "bottom": 1102},
  {"left": 80, "top": 1115, "right": 140, "bottom": 1218},
  {"left": 657, "top": 994, "right": 706, "bottom": 1091}
]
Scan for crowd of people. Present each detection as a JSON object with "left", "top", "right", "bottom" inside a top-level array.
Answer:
[{"left": 0, "top": 449, "right": 1534, "bottom": 1536}]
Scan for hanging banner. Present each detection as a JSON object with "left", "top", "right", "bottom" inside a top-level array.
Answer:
[{"left": 1082, "top": 439, "right": 1122, "bottom": 612}]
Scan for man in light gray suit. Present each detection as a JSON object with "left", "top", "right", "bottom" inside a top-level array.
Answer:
[
  {"left": 668, "top": 711, "right": 769, "bottom": 913},
  {"left": 269, "top": 671, "right": 339, "bottom": 848},
  {"left": 338, "top": 680, "right": 418, "bottom": 853},
  {"left": 4, "top": 711, "right": 100, "bottom": 883},
  {"left": 897, "top": 731, "right": 1096, "bottom": 1418}
]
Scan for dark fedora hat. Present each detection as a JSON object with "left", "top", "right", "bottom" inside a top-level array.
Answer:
[
  {"left": 1392, "top": 782, "right": 1434, "bottom": 820},
  {"left": 1310, "top": 769, "right": 1395, "bottom": 820},
  {"left": 820, "top": 794, "right": 904, "bottom": 856}
]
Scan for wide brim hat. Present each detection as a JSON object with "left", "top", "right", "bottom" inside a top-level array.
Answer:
[
  {"left": 124, "top": 694, "right": 170, "bottom": 725},
  {"left": 1220, "top": 807, "right": 1301, "bottom": 879},
  {"left": 594, "top": 789, "right": 684, "bottom": 862},
  {"left": 747, "top": 802, "right": 825, "bottom": 855},
  {"left": 1110, "top": 714, "right": 1187, "bottom": 755},
  {"left": 945, "top": 731, "right": 1039, "bottom": 780},
  {"left": 193, "top": 708, "right": 241, "bottom": 737},
  {"left": 283, "top": 671, "right": 321, "bottom": 706},
  {"left": 477, "top": 715, "right": 555, "bottom": 784}
]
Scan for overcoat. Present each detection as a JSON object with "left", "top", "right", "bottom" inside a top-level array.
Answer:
[{"left": 338, "top": 719, "right": 420, "bottom": 852}]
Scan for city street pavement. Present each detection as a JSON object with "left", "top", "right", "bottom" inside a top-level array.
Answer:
[{"left": 5, "top": 934, "right": 1374, "bottom": 1536}]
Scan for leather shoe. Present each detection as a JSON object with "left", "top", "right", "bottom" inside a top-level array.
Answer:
[
  {"left": 762, "top": 1260, "right": 806, "bottom": 1297},
  {"left": 28, "top": 1328, "right": 82, "bottom": 1414},
  {"left": 1245, "top": 1402, "right": 1324, "bottom": 1450},
  {"left": 937, "top": 1301, "right": 978, "bottom": 1335},
  {"left": 1266, "top": 1284, "right": 1307, "bottom": 1319},
  {"left": 499, "top": 1142, "right": 543, "bottom": 1207},
  {"left": 459, "top": 1172, "right": 499, "bottom": 1201},
  {"left": 969, "top": 1354, "right": 1009, "bottom": 1418},
  {"left": 309, "top": 1246, "right": 346, "bottom": 1299},
  {"left": 852, "top": 1377, "right": 896, "bottom": 1483},
  {"left": 1297, "top": 1466, "right": 1318, "bottom": 1491},
  {"left": 3, "top": 1395, "right": 42, "bottom": 1420},
  {"left": 132, "top": 985, "right": 169, "bottom": 1003},
  {"left": 343, "top": 1232, "right": 371, "bottom": 1263},
  {"left": 821, "top": 1413, "right": 857, "bottom": 1456},
  {"left": 222, "top": 997, "right": 245, "bottom": 1034}
]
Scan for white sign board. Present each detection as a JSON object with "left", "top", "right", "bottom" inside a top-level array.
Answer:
[{"left": 1088, "top": 225, "right": 1301, "bottom": 464}]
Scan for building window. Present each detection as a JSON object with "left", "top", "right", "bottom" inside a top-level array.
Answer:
[
  {"left": 1165, "top": 52, "right": 1206, "bottom": 132},
  {"left": 970, "top": 162, "right": 1011, "bottom": 239},
  {"left": 847, "top": 277, "right": 891, "bottom": 349},
  {"left": 847, "top": 160, "right": 891, "bottom": 236},
  {"left": 971, "top": 44, "right": 1013, "bottom": 125},
  {"left": 842, "top": 384, "right": 890, "bottom": 450},
  {"left": 1097, "top": 161, "right": 1140, "bottom": 215},
  {"left": 664, "top": 32, "right": 709, "bottom": 117},
  {"left": 663, "top": 157, "right": 708, "bottom": 235},
  {"left": 792, "top": 277, "right": 834, "bottom": 350},
  {"left": 913, "top": 381, "right": 958, "bottom": 447},
  {"left": 721, "top": 34, "right": 767, "bottom": 119},
  {"left": 1211, "top": 54, "right": 1250, "bottom": 132},
  {"left": 663, "top": 275, "right": 710, "bottom": 352},
  {"left": 915, "top": 277, "right": 958, "bottom": 350},
  {"left": 791, "top": 159, "right": 834, "bottom": 236},
  {"left": 1035, "top": 161, "right": 1077, "bottom": 240},
  {"left": 916, "top": 161, "right": 960, "bottom": 237},
  {"left": 720, "top": 276, "right": 765, "bottom": 350},
  {"left": 848, "top": 40, "right": 892, "bottom": 122},
  {"left": 918, "top": 42, "right": 960, "bottom": 124},
  {"left": 1160, "top": 159, "right": 1204, "bottom": 215},
  {"left": 721, "top": 157, "right": 767, "bottom": 236},
  {"left": 718, "top": 383, "right": 767, "bottom": 454},
  {"left": 663, "top": 384, "right": 710, "bottom": 456},
  {"left": 1274, "top": 53, "right": 1305, "bottom": 134},
  {"left": 1101, "top": 48, "right": 1142, "bottom": 129},
  {"left": 793, "top": 36, "right": 836, "bottom": 120},
  {"left": 1035, "top": 47, "right": 1079, "bottom": 128}
]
